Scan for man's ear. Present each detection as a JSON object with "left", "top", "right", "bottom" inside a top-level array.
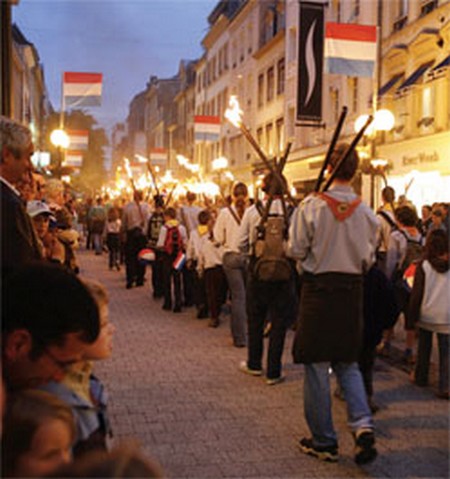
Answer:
[{"left": 3, "top": 329, "right": 33, "bottom": 361}]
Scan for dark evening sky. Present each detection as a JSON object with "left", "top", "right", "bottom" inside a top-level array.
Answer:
[{"left": 13, "top": 0, "right": 218, "bottom": 132}]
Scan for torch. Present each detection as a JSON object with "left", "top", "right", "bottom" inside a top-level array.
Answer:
[
  {"left": 124, "top": 158, "right": 137, "bottom": 193},
  {"left": 225, "top": 96, "right": 297, "bottom": 207}
]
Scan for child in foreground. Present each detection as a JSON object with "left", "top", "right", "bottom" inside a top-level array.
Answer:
[
  {"left": 1, "top": 389, "right": 75, "bottom": 477},
  {"left": 40, "top": 278, "right": 115, "bottom": 457}
]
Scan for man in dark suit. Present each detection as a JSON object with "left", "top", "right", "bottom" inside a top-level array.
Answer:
[{"left": 1, "top": 116, "right": 42, "bottom": 275}]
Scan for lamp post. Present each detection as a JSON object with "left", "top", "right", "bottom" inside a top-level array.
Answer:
[
  {"left": 50, "top": 128, "right": 69, "bottom": 179},
  {"left": 355, "top": 109, "right": 394, "bottom": 209}
]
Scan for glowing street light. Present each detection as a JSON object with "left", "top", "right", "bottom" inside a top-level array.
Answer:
[{"left": 50, "top": 129, "right": 70, "bottom": 148}]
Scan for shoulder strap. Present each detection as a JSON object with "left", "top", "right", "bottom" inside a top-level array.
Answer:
[
  {"left": 317, "top": 192, "right": 362, "bottom": 221},
  {"left": 377, "top": 209, "right": 396, "bottom": 229}
]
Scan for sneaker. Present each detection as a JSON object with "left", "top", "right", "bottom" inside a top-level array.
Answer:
[
  {"left": 298, "top": 437, "right": 338, "bottom": 462},
  {"left": 354, "top": 429, "right": 377, "bottom": 465},
  {"left": 266, "top": 376, "right": 285, "bottom": 386},
  {"left": 239, "top": 361, "right": 262, "bottom": 377}
]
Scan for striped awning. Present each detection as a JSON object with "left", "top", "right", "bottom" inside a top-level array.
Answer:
[
  {"left": 378, "top": 73, "right": 403, "bottom": 97},
  {"left": 397, "top": 60, "right": 434, "bottom": 90}
]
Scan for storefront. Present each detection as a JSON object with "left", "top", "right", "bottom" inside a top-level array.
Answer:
[{"left": 377, "top": 130, "right": 450, "bottom": 211}]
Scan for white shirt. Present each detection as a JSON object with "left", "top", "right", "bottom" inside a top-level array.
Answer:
[
  {"left": 213, "top": 206, "right": 244, "bottom": 253},
  {"left": 198, "top": 234, "right": 224, "bottom": 270},
  {"left": 156, "top": 222, "right": 188, "bottom": 250}
]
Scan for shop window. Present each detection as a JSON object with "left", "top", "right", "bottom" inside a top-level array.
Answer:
[
  {"left": 266, "top": 123, "right": 273, "bottom": 156},
  {"left": 276, "top": 118, "right": 284, "bottom": 154}
]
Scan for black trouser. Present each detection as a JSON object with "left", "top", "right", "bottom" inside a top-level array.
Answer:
[
  {"left": 182, "top": 267, "right": 195, "bottom": 306},
  {"left": 151, "top": 250, "right": 164, "bottom": 297},
  {"left": 162, "top": 254, "right": 182, "bottom": 309},
  {"left": 125, "top": 228, "right": 147, "bottom": 286},
  {"left": 106, "top": 233, "right": 120, "bottom": 268},
  {"left": 246, "top": 264, "right": 296, "bottom": 379},
  {"left": 204, "top": 266, "right": 227, "bottom": 320}
]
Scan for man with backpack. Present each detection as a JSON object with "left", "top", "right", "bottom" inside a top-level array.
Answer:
[
  {"left": 237, "top": 172, "right": 296, "bottom": 385},
  {"left": 383, "top": 205, "right": 424, "bottom": 363},
  {"left": 147, "top": 195, "right": 165, "bottom": 299},
  {"left": 376, "top": 186, "right": 396, "bottom": 275},
  {"left": 157, "top": 207, "right": 187, "bottom": 313}
]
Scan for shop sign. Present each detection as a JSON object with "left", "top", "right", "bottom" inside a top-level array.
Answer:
[{"left": 402, "top": 151, "right": 439, "bottom": 166}]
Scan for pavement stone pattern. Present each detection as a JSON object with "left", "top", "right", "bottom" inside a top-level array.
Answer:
[{"left": 79, "top": 250, "right": 449, "bottom": 479}]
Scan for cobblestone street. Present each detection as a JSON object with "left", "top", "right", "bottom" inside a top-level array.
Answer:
[{"left": 80, "top": 250, "right": 449, "bottom": 478}]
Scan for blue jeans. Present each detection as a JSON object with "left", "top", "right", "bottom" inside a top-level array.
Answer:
[
  {"left": 304, "top": 362, "right": 373, "bottom": 447},
  {"left": 222, "top": 252, "right": 247, "bottom": 345}
]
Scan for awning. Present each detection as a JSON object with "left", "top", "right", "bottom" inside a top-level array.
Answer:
[
  {"left": 378, "top": 73, "right": 403, "bottom": 97},
  {"left": 431, "top": 55, "right": 450, "bottom": 71},
  {"left": 397, "top": 60, "right": 434, "bottom": 90}
]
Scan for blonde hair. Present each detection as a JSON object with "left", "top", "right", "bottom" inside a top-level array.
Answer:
[
  {"left": 82, "top": 278, "right": 109, "bottom": 307},
  {"left": 45, "top": 178, "right": 64, "bottom": 203},
  {"left": 2, "top": 389, "right": 76, "bottom": 477}
]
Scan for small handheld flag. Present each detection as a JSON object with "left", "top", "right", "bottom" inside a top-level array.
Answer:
[
  {"left": 138, "top": 248, "right": 156, "bottom": 265},
  {"left": 63, "top": 72, "right": 103, "bottom": 108},
  {"left": 172, "top": 251, "right": 186, "bottom": 271},
  {"left": 324, "top": 23, "right": 377, "bottom": 78}
]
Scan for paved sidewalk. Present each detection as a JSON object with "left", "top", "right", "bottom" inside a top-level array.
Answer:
[{"left": 79, "top": 250, "right": 449, "bottom": 478}]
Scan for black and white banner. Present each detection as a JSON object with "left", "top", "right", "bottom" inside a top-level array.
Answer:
[{"left": 297, "top": 1, "right": 324, "bottom": 123}]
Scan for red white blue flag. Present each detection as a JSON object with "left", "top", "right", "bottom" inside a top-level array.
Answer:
[
  {"left": 194, "top": 116, "right": 221, "bottom": 142},
  {"left": 172, "top": 251, "right": 186, "bottom": 271},
  {"left": 324, "top": 23, "right": 377, "bottom": 78},
  {"left": 67, "top": 130, "right": 89, "bottom": 150},
  {"left": 63, "top": 151, "right": 83, "bottom": 168},
  {"left": 63, "top": 72, "right": 103, "bottom": 108}
]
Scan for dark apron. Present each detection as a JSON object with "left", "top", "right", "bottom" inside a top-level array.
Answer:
[{"left": 292, "top": 272, "right": 363, "bottom": 364}]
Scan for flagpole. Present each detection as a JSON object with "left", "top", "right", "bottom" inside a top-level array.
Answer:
[{"left": 60, "top": 72, "right": 65, "bottom": 129}]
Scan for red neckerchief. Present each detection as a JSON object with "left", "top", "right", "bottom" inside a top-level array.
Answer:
[{"left": 316, "top": 192, "right": 362, "bottom": 221}]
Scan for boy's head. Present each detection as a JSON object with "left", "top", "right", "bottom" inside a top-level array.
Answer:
[
  {"left": 81, "top": 279, "right": 114, "bottom": 361},
  {"left": 163, "top": 207, "right": 177, "bottom": 220},
  {"left": 381, "top": 186, "right": 395, "bottom": 204},
  {"left": 395, "top": 205, "right": 418, "bottom": 228},
  {"left": 198, "top": 209, "right": 211, "bottom": 226},
  {"left": 425, "top": 229, "right": 448, "bottom": 260},
  {"left": 2, "top": 389, "right": 75, "bottom": 477},
  {"left": 261, "top": 172, "right": 287, "bottom": 196},
  {"left": 2, "top": 263, "right": 100, "bottom": 390}
]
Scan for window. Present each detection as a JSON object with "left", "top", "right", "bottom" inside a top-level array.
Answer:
[
  {"left": 398, "top": 0, "right": 408, "bottom": 17},
  {"left": 420, "top": 85, "right": 434, "bottom": 127},
  {"left": 224, "top": 43, "right": 229, "bottom": 70},
  {"left": 248, "top": 23, "right": 253, "bottom": 54},
  {"left": 265, "top": 123, "right": 273, "bottom": 156},
  {"left": 277, "top": 58, "right": 285, "bottom": 95},
  {"left": 354, "top": 0, "right": 360, "bottom": 17},
  {"left": 232, "top": 40, "right": 237, "bottom": 68},
  {"left": 276, "top": 118, "right": 284, "bottom": 154},
  {"left": 267, "top": 66, "right": 275, "bottom": 102},
  {"left": 350, "top": 77, "right": 358, "bottom": 113},
  {"left": 257, "top": 127, "right": 263, "bottom": 151},
  {"left": 258, "top": 74, "right": 264, "bottom": 108},
  {"left": 330, "top": 87, "right": 340, "bottom": 123}
]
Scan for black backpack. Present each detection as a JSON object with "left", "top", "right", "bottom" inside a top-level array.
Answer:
[
  {"left": 392, "top": 230, "right": 424, "bottom": 292},
  {"left": 147, "top": 212, "right": 164, "bottom": 247}
]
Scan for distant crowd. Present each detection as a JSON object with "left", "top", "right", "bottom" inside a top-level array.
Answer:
[{"left": 1, "top": 115, "right": 449, "bottom": 476}]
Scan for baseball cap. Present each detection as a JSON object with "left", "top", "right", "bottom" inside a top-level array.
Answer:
[{"left": 26, "top": 200, "right": 54, "bottom": 218}]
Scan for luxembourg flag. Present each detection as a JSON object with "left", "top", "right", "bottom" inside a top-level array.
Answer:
[
  {"left": 194, "top": 115, "right": 221, "bottom": 142},
  {"left": 172, "top": 251, "right": 186, "bottom": 271},
  {"left": 64, "top": 151, "right": 83, "bottom": 168},
  {"left": 67, "top": 130, "right": 89, "bottom": 150},
  {"left": 150, "top": 148, "right": 168, "bottom": 164},
  {"left": 63, "top": 72, "right": 103, "bottom": 108},
  {"left": 324, "top": 23, "right": 377, "bottom": 78}
]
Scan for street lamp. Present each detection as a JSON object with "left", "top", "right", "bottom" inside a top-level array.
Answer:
[
  {"left": 355, "top": 109, "right": 394, "bottom": 208},
  {"left": 50, "top": 128, "right": 69, "bottom": 178}
]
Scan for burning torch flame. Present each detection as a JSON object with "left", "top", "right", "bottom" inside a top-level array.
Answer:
[
  {"left": 225, "top": 95, "right": 243, "bottom": 128},
  {"left": 124, "top": 158, "right": 133, "bottom": 179}
]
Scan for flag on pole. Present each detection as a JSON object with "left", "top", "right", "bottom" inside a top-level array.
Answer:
[
  {"left": 64, "top": 151, "right": 83, "bottom": 168},
  {"left": 63, "top": 72, "right": 103, "bottom": 108},
  {"left": 149, "top": 148, "right": 168, "bottom": 164},
  {"left": 194, "top": 116, "right": 221, "bottom": 142},
  {"left": 324, "top": 23, "right": 377, "bottom": 78},
  {"left": 67, "top": 130, "right": 89, "bottom": 150}
]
